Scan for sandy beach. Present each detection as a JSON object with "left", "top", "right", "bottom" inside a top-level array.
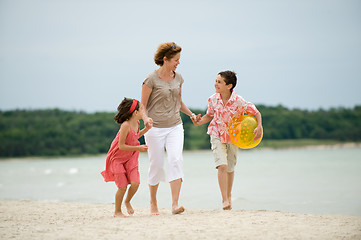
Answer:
[{"left": 1, "top": 201, "right": 360, "bottom": 240}]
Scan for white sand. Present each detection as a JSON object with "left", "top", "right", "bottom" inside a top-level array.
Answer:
[{"left": 1, "top": 201, "right": 360, "bottom": 240}]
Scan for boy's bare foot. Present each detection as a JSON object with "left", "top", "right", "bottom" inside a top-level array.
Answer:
[
  {"left": 114, "top": 211, "right": 128, "bottom": 218},
  {"left": 124, "top": 201, "right": 134, "bottom": 215},
  {"left": 222, "top": 200, "right": 231, "bottom": 210},
  {"left": 172, "top": 206, "right": 185, "bottom": 215},
  {"left": 150, "top": 202, "right": 160, "bottom": 216}
]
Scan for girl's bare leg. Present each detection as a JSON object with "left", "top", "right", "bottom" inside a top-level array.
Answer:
[
  {"left": 114, "top": 187, "right": 127, "bottom": 217},
  {"left": 149, "top": 184, "right": 160, "bottom": 215},
  {"left": 227, "top": 171, "right": 234, "bottom": 209},
  {"left": 170, "top": 178, "right": 185, "bottom": 214},
  {"left": 218, "top": 165, "right": 231, "bottom": 210},
  {"left": 124, "top": 181, "right": 140, "bottom": 215}
]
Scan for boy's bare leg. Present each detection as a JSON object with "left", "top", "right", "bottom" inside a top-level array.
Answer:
[
  {"left": 114, "top": 187, "right": 127, "bottom": 217},
  {"left": 218, "top": 165, "right": 231, "bottom": 210},
  {"left": 149, "top": 184, "right": 160, "bottom": 215},
  {"left": 124, "top": 181, "right": 140, "bottom": 215},
  {"left": 170, "top": 178, "right": 185, "bottom": 214},
  {"left": 227, "top": 171, "right": 234, "bottom": 209}
]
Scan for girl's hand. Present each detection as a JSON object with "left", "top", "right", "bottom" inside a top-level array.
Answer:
[
  {"left": 253, "top": 125, "right": 263, "bottom": 140},
  {"left": 139, "top": 145, "right": 148, "bottom": 152}
]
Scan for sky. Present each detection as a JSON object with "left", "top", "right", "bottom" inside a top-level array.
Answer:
[{"left": 0, "top": 0, "right": 360, "bottom": 113}]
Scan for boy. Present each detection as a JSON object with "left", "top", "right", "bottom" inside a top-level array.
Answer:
[{"left": 192, "top": 71, "right": 262, "bottom": 210}]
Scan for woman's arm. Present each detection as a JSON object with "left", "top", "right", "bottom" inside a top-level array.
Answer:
[
  {"left": 180, "top": 101, "right": 194, "bottom": 117},
  {"left": 179, "top": 86, "right": 198, "bottom": 121},
  {"left": 141, "top": 83, "right": 153, "bottom": 128}
]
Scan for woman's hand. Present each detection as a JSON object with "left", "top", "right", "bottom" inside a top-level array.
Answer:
[{"left": 253, "top": 125, "right": 263, "bottom": 140}]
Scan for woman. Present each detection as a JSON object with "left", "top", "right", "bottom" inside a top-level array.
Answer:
[{"left": 141, "top": 42, "right": 196, "bottom": 215}]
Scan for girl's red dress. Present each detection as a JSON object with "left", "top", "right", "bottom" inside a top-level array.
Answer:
[{"left": 101, "top": 125, "right": 140, "bottom": 188}]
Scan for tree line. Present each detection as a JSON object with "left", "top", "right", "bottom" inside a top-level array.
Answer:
[{"left": 0, "top": 105, "right": 360, "bottom": 157}]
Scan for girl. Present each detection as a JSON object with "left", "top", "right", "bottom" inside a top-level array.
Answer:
[{"left": 101, "top": 98, "right": 150, "bottom": 217}]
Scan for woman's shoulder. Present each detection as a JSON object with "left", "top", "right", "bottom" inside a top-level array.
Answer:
[
  {"left": 144, "top": 71, "right": 158, "bottom": 87},
  {"left": 174, "top": 71, "right": 182, "bottom": 78},
  {"left": 147, "top": 70, "right": 158, "bottom": 77},
  {"left": 145, "top": 70, "right": 158, "bottom": 80},
  {"left": 174, "top": 72, "right": 184, "bottom": 84}
]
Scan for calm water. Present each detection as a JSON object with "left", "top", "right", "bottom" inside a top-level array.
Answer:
[{"left": 1, "top": 147, "right": 361, "bottom": 216}]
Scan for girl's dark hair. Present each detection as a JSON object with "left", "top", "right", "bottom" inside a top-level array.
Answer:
[
  {"left": 218, "top": 70, "right": 237, "bottom": 92},
  {"left": 154, "top": 42, "right": 182, "bottom": 66},
  {"left": 114, "top": 97, "right": 140, "bottom": 124}
]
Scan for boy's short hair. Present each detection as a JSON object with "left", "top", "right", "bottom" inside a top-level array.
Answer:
[{"left": 218, "top": 70, "right": 237, "bottom": 92}]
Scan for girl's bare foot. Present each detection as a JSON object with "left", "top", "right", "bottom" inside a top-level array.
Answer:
[
  {"left": 222, "top": 200, "right": 231, "bottom": 210},
  {"left": 172, "top": 205, "right": 185, "bottom": 215},
  {"left": 150, "top": 202, "right": 160, "bottom": 216},
  {"left": 124, "top": 201, "right": 134, "bottom": 215},
  {"left": 114, "top": 211, "right": 128, "bottom": 218}
]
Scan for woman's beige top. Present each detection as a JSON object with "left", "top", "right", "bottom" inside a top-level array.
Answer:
[{"left": 143, "top": 70, "right": 184, "bottom": 128}]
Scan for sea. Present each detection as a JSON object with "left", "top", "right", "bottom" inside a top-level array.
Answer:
[{"left": 1, "top": 147, "right": 361, "bottom": 216}]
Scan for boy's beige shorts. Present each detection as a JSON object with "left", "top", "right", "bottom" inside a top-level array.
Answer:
[{"left": 210, "top": 135, "right": 238, "bottom": 172}]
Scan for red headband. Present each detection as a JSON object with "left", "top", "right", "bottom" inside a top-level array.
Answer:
[{"left": 130, "top": 99, "right": 138, "bottom": 113}]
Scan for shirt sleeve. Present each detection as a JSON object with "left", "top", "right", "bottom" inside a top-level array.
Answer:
[
  {"left": 245, "top": 102, "right": 259, "bottom": 115},
  {"left": 143, "top": 74, "right": 154, "bottom": 89},
  {"left": 206, "top": 97, "right": 214, "bottom": 117},
  {"left": 236, "top": 96, "right": 259, "bottom": 115},
  {"left": 178, "top": 73, "right": 184, "bottom": 86}
]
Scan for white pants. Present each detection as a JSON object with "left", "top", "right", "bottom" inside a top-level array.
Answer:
[{"left": 145, "top": 124, "right": 184, "bottom": 185}]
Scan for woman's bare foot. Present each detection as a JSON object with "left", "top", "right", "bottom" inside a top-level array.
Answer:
[
  {"left": 172, "top": 205, "right": 185, "bottom": 215},
  {"left": 114, "top": 211, "right": 128, "bottom": 218},
  {"left": 124, "top": 201, "right": 134, "bottom": 215},
  {"left": 222, "top": 200, "right": 231, "bottom": 210},
  {"left": 150, "top": 202, "right": 160, "bottom": 216}
]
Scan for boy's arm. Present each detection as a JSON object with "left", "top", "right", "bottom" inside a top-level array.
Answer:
[
  {"left": 255, "top": 111, "right": 262, "bottom": 127},
  {"left": 253, "top": 111, "right": 263, "bottom": 140}
]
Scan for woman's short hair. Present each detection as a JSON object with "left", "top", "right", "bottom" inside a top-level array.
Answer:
[{"left": 154, "top": 42, "right": 182, "bottom": 66}]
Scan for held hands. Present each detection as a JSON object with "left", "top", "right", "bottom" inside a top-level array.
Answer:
[
  {"left": 253, "top": 125, "right": 263, "bottom": 140},
  {"left": 144, "top": 117, "right": 153, "bottom": 129},
  {"left": 190, "top": 114, "right": 202, "bottom": 126},
  {"left": 139, "top": 145, "right": 148, "bottom": 152}
]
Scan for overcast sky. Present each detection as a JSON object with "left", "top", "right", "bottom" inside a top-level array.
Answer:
[{"left": 1, "top": 0, "right": 360, "bottom": 112}]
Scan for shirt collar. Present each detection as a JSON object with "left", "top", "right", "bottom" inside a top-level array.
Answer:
[
  {"left": 217, "top": 90, "right": 237, "bottom": 103},
  {"left": 229, "top": 91, "right": 237, "bottom": 103},
  {"left": 215, "top": 91, "right": 237, "bottom": 105}
]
